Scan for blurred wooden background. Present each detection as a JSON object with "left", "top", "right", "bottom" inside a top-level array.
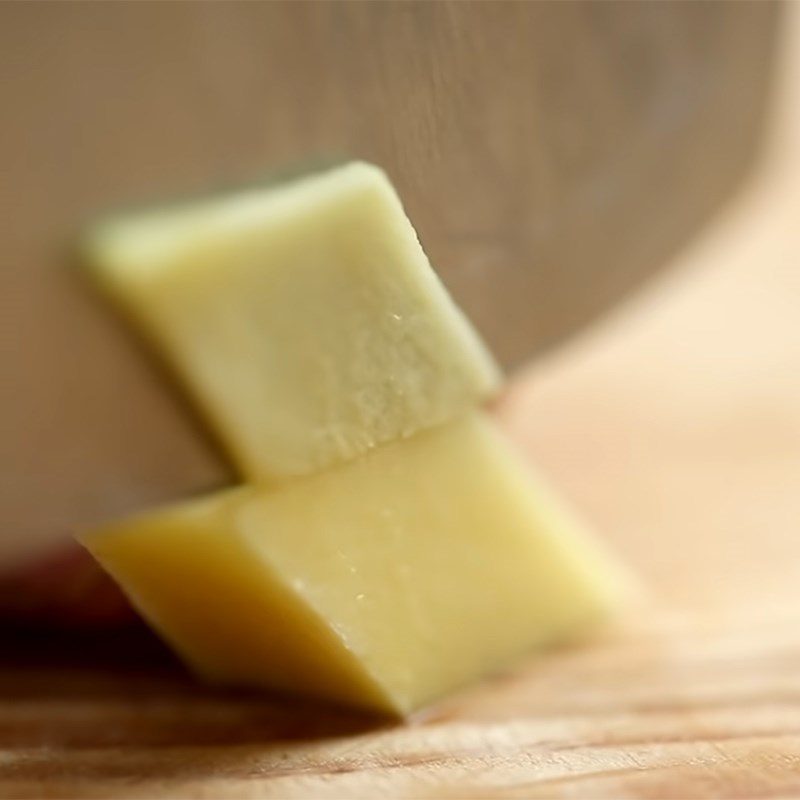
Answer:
[
  {"left": 0, "top": 2, "right": 778, "bottom": 568},
  {"left": 3, "top": 3, "right": 800, "bottom": 797}
]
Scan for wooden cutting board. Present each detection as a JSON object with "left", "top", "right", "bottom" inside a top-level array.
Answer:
[{"left": 3, "top": 11, "right": 800, "bottom": 800}]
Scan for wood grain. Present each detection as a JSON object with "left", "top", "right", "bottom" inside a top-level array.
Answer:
[
  {"left": 0, "top": 2, "right": 778, "bottom": 566},
  {"left": 2, "top": 5, "right": 800, "bottom": 799}
]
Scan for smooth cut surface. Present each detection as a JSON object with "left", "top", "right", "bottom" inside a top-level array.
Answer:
[
  {"left": 78, "top": 412, "right": 628, "bottom": 716},
  {"left": 84, "top": 162, "right": 500, "bottom": 481}
]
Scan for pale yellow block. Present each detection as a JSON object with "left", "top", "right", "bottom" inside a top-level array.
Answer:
[
  {"left": 79, "top": 412, "right": 630, "bottom": 716},
  {"left": 84, "top": 162, "right": 501, "bottom": 480}
]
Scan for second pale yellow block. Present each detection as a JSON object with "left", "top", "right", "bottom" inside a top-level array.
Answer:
[{"left": 79, "top": 413, "right": 629, "bottom": 715}]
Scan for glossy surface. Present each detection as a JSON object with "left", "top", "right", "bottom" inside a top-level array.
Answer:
[{"left": 79, "top": 413, "right": 627, "bottom": 715}]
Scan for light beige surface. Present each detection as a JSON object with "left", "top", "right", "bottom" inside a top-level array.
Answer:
[{"left": 2, "top": 9, "right": 799, "bottom": 799}]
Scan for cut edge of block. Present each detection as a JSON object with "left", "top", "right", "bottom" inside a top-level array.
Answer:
[
  {"left": 79, "top": 159, "right": 502, "bottom": 481},
  {"left": 76, "top": 493, "right": 407, "bottom": 717},
  {"left": 83, "top": 161, "right": 403, "bottom": 286},
  {"left": 80, "top": 162, "right": 502, "bottom": 397}
]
